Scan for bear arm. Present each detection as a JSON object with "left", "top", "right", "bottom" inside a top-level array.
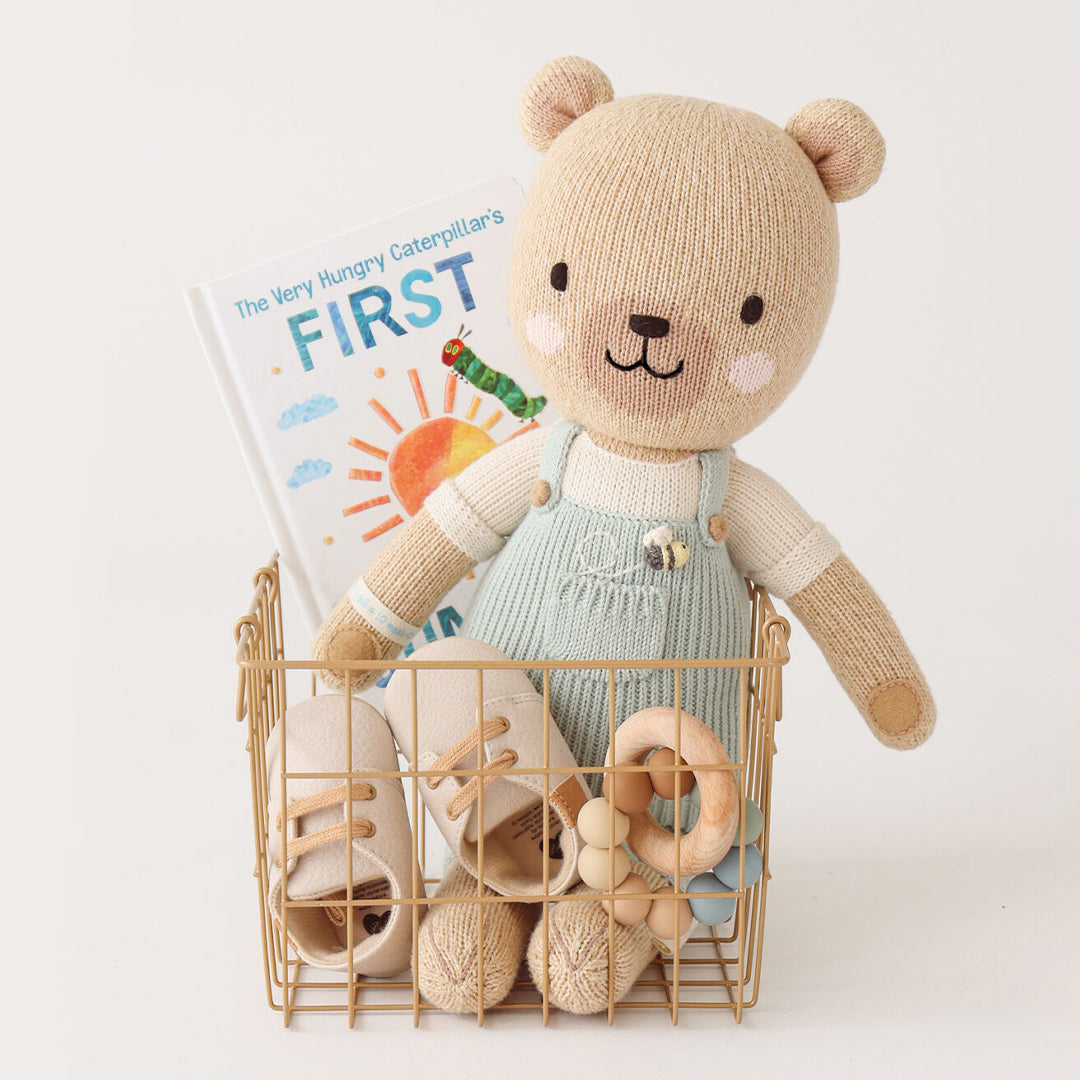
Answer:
[
  {"left": 722, "top": 455, "right": 934, "bottom": 749},
  {"left": 787, "top": 556, "right": 936, "bottom": 749},
  {"left": 312, "top": 427, "right": 548, "bottom": 692},
  {"left": 312, "top": 507, "right": 475, "bottom": 692}
]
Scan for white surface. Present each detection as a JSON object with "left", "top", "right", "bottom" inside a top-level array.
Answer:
[{"left": 5, "top": 1, "right": 1078, "bottom": 1076}]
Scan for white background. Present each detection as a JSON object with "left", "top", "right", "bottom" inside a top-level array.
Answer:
[{"left": 6, "top": 1, "right": 1078, "bottom": 1075}]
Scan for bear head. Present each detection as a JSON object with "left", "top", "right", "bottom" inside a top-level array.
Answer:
[{"left": 509, "top": 56, "right": 885, "bottom": 454}]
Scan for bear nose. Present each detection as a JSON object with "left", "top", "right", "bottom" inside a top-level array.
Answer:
[{"left": 628, "top": 314, "right": 670, "bottom": 339}]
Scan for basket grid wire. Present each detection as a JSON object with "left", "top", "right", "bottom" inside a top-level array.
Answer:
[{"left": 234, "top": 555, "right": 789, "bottom": 1027}]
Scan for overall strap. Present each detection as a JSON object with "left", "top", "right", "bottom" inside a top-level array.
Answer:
[
  {"left": 697, "top": 447, "right": 731, "bottom": 545},
  {"left": 533, "top": 420, "right": 581, "bottom": 511}
]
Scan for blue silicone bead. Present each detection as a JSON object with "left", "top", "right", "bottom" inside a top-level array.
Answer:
[
  {"left": 712, "top": 843, "right": 763, "bottom": 889},
  {"left": 687, "top": 873, "right": 737, "bottom": 925}
]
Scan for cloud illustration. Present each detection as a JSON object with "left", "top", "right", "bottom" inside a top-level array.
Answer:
[
  {"left": 277, "top": 393, "right": 338, "bottom": 430},
  {"left": 286, "top": 458, "right": 332, "bottom": 489}
]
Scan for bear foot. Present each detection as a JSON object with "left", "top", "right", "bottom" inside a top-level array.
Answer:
[{"left": 526, "top": 860, "right": 665, "bottom": 1014}]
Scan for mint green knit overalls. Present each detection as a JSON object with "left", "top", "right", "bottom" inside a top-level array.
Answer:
[{"left": 465, "top": 422, "right": 751, "bottom": 826}]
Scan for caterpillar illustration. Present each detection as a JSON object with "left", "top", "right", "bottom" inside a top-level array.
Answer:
[{"left": 441, "top": 327, "right": 548, "bottom": 421}]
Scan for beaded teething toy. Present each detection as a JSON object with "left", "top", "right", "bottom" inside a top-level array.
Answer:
[{"left": 575, "top": 705, "right": 766, "bottom": 942}]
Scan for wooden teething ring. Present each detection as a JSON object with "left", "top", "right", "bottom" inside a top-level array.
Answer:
[{"left": 610, "top": 706, "right": 739, "bottom": 877}]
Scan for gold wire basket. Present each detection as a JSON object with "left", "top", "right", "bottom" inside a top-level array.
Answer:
[{"left": 234, "top": 554, "right": 790, "bottom": 1027}]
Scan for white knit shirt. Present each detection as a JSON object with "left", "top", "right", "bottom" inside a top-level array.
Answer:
[
  {"left": 424, "top": 426, "right": 839, "bottom": 600},
  {"left": 562, "top": 433, "right": 700, "bottom": 518}
]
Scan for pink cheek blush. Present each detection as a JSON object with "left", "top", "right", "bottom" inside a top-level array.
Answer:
[
  {"left": 727, "top": 350, "right": 774, "bottom": 394},
  {"left": 525, "top": 312, "right": 566, "bottom": 355}
]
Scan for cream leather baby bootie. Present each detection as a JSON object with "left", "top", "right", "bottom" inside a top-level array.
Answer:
[
  {"left": 266, "top": 695, "right": 423, "bottom": 976},
  {"left": 384, "top": 637, "right": 589, "bottom": 896},
  {"left": 416, "top": 858, "right": 537, "bottom": 1013},
  {"left": 526, "top": 859, "right": 667, "bottom": 1013}
]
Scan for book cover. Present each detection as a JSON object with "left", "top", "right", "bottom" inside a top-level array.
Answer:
[{"left": 187, "top": 176, "right": 549, "bottom": 653}]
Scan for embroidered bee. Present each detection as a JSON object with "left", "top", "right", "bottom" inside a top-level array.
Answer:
[
  {"left": 646, "top": 542, "right": 690, "bottom": 571},
  {"left": 643, "top": 526, "right": 690, "bottom": 571},
  {"left": 441, "top": 327, "right": 548, "bottom": 420}
]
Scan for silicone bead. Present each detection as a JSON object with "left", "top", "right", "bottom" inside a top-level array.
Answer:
[
  {"left": 603, "top": 767, "right": 654, "bottom": 815},
  {"left": 712, "top": 843, "right": 763, "bottom": 889},
  {"left": 704, "top": 795, "right": 763, "bottom": 842},
  {"left": 600, "top": 872, "right": 653, "bottom": 925},
  {"left": 647, "top": 748, "right": 691, "bottom": 800},
  {"left": 577, "top": 797, "right": 630, "bottom": 848},
  {"left": 645, "top": 885, "right": 694, "bottom": 940},
  {"left": 686, "top": 872, "right": 737, "bottom": 925},
  {"left": 578, "top": 843, "right": 631, "bottom": 891},
  {"left": 738, "top": 798, "right": 764, "bottom": 845}
]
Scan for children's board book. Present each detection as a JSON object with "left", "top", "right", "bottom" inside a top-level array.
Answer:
[{"left": 187, "top": 176, "right": 550, "bottom": 663}]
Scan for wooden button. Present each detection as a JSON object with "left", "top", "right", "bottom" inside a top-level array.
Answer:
[
  {"left": 530, "top": 479, "right": 551, "bottom": 507},
  {"left": 708, "top": 514, "right": 728, "bottom": 542}
]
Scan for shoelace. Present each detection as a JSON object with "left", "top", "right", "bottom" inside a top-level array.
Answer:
[
  {"left": 321, "top": 889, "right": 351, "bottom": 927},
  {"left": 428, "top": 715, "right": 518, "bottom": 821},
  {"left": 274, "top": 781, "right": 376, "bottom": 869}
]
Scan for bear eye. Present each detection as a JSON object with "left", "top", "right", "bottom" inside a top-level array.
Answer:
[
  {"left": 550, "top": 262, "right": 568, "bottom": 292},
  {"left": 740, "top": 295, "right": 764, "bottom": 325}
]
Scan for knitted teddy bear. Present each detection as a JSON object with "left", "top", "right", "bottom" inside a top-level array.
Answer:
[{"left": 312, "top": 56, "right": 935, "bottom": 1014}]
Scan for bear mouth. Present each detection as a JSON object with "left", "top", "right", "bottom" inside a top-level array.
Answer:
[{"left": 604, "top": 341, "right": 684, "bottom": 380}]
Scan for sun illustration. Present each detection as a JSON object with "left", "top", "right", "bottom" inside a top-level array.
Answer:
[{"left": 343, "top": 368, "right": 539, "bottom": 542}]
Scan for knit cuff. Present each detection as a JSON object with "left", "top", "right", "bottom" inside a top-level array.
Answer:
[
  {"left": 425, "top": 478, "right": 506, "bottom": 563},
  {"left": 347, "top": 578, "right": 422, "bottom": 646},
  {"left": 753, "top": 522, "right": 841, "bottom": 600}
]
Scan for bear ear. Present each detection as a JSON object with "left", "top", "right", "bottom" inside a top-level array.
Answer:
[
  {"left": 518, "top": 56, "right": 614, "bottom": 152},
  {"left": 786, "top": 99, "right": 886, "bottom": 202}
]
